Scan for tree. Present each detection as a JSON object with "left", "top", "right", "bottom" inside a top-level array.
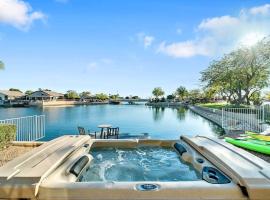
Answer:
[
  {"left": 167, "top": 94, "right": 176, "bottom": 101},
  {"left": 176, "top": 86, "right": 188, "bottom": 101},
  {"left": 65, "top": 90, "right": 79, "bottom": 99},
  {"left": 265, "top": 92, "right": 270, "bottom": 101},
  {"left": 250, "top": 91, "right": 262, "bottom": 105},
  {"left": 152, "top": 87, "right": 164, "bottom": 99},
  {"left": 25, "top": 90, "right": 33, "bottom": 95},
  {"left": 79, "top": 91, "right": 91, "bottom": 99},
  {"left": 201, "top": 36, "right": 270, "bottom": 105},
  {"left": 202, "top": 87, "right": 218, "bottom": 101},
  {"left": 109, "top": 94, "right": 119, "bottom": 100},
  {"left": 95, "top": 93, "right": 109, "bottom": 101},
  {"left": 188, "top": 89, "right": 202, "bottom": 100},
  {"left": 132, "top": 96, "right": 139, "bottom": 99},
  {"left": 9, "top": 88, "right": 22, "bottom": 92},
  {"left": 0, "top": 61, "right": 4, "bottom": 70}
]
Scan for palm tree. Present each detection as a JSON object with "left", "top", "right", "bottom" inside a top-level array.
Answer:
[
  {"left": 0, "top": 61, "right": 4, "bottom": 70},
  {"left": 152, "top": 87, "right": 165, "bottom": 99},
  {"left": 176, "top": 86, "right": 188, "bottom": 101}
]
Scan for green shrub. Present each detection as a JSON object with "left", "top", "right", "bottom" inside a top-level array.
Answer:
[{"left": 0, "top": 124, "right": 16, "bottom": 149}]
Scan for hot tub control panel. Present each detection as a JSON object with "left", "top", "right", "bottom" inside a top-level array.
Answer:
[{"left": 136, "top": 183, "right": 160, "bottom": 191}]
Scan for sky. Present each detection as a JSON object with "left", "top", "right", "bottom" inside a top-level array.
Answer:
[{"left": 0, "top": 0, "right": 270, "bottom": 97}]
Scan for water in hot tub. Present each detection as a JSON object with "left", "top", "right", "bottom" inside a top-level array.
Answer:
[{"left": 79, "top": 147, "right": 201, "bottom": 182}]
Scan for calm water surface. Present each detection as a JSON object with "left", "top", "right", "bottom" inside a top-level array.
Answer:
[{"left": 0, "top": 104, "right": 224, "bottom": 141}]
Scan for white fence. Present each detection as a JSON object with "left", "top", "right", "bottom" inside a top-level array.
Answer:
[
  {"left": 0, "top": 115, "right": 45, "bottom": 141},
  {"left": 222, "top": 106, "right": 267, "bottom": 133}
]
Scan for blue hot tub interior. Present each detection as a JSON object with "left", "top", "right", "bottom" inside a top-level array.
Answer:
[{"left": 78, "top": 146, "right": 201, "bottom": 182}]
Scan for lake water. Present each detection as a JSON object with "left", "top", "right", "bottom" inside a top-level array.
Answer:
[{"left": 0, "top": 103, "right": 224, "bottom": 141}]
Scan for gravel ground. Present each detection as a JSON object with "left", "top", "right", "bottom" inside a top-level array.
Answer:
[{"left": 0, "top": 145, "right": 35, "bottom": 167}]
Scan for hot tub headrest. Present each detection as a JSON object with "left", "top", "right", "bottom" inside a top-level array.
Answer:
[
  {"left": 70, "top": 156, "right": 90, "bottom": 177},
  {"left": 174, "top": 143, "right": 187, "bottom": 155}
]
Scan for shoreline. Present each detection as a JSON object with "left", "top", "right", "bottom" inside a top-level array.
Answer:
[
  {"left": 145, "top": 102, "right": 183, "bottom": 107},
  {"left": 0, "top": 100, "right": 110, "bottom": 108}
]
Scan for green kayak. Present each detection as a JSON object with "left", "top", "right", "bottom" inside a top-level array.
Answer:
[{"left": 225, "top": 137, "right": 270, "bottom": 155}]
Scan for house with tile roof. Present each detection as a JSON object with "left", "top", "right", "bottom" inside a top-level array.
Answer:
[
  {"left": 27, "top": 90, "right": 64, "bottom": 101},
  {"left": 0, "top": 90, "right": 24, "bottom": 101}
]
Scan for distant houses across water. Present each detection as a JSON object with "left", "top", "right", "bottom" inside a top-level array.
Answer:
[
  {"left": 0, "top": 89, "right": 143, "bottom": 107},
  {"left": 0, "top": 88, "right": 149, "bottom": 107},
  {"left": 27, "top": 90, "right": 64, "bottom": 101},
  {"left": 0, "top": 90, "right": 25, "bottom": 101},
  {"left": 0, "top": 89, "right": 68, "bottom": 107}
]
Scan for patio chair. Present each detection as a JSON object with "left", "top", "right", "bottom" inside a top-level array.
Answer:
[
  {"left": 106, "top": 127, "right": 119, "bottom": 139},
  {"left": 77, "top": 126, "right": 96, "bottom": 138}
]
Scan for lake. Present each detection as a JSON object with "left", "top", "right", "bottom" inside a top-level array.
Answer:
[{"left": 0, "top": 103, "right": 224, "bottom": 141}]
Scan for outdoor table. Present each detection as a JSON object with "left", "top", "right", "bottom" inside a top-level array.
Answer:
[{"left": 98, "top": 124, "right": 112, "bottom": 139}]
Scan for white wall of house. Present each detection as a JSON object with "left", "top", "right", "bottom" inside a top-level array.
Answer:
[
  {"left": 0, "top": 93, "right": 6, "bottom": 101},
  {"left": 27, "top": 91, "right": 62, "bottom": 101},
  {"left": 28, "top": 91, "right": 51, "bottom": 100},
  {"left": 28, "top": 91, "right": 48, "bottom": 98}
]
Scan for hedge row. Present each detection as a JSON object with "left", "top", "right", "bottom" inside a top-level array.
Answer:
[{"left": 0, "top": 124, "right": 16, "bottom": 149}]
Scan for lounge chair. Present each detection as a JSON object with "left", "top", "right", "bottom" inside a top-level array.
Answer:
[{"left": 77, "top": 126, "right": 96, "bottom": 138}]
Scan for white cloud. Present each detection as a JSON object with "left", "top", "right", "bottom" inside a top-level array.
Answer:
[
  {"left": 158, "top": 4, "right": 270, "bottom": 58},
  {"left": 198, "top": 16, "right": 240, "bottom": 35},
  {"left": 137, "top": 32, "right": 155, "bottom": 48},
  {"left": 0, "top": 0, "right": 46, "bottom": 30},
  {"left": 158, "top": 40, "right": 209, "bottom": 58},
  {"left": 144, "top": 35, "right": 155, "bottom": 48},
  {"left": 249, "top": 4, "right": 270, "bottom": 15}
]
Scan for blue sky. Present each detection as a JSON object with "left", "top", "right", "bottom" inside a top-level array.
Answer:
[{"left": 0, "top": 0, "right": 270, "bottom": 97}]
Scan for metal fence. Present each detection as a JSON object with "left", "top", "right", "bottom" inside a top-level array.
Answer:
[
  {"left": 264, "top": 104, "right": 270, "bottom": 124},
  {"left": 221, "top": 106, "right": 268, "bottom": 133},
  {"left": 0, "top": 115, "right": 45, "bottom": 141}
]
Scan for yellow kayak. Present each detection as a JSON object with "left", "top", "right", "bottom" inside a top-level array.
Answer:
[{"left": 246, "top": 131, "right": 270, "bottom": 142}]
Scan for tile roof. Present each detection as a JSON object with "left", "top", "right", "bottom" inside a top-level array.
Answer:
[
  {"left": 42, "top": 90, "right": 64, "bottom": 97},
  {"left": 0, "top": 90, "right": 24, "bottom": 97}
]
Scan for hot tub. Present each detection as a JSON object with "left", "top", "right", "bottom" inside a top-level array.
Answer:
[
  {"left": 1, "top": 135, "right": 270, "bottom": 200},
  {"left": 38, "top": 139, "right": 245, "bottom": 200},
  {"left": 79, "top": 146, "right": 201, "bottom": 182}
]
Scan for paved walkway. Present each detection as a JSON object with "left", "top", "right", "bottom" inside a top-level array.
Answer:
[{"left": 188, "top": 105, "right": 222, "bottom": 126}]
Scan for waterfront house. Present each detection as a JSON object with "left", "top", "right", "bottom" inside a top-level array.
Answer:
[
  {"left": 0, "top": 90, "right": 24, "bottom": 101},
  {"left": 27, "top": 90, "right": 64, "bottom": 101}
]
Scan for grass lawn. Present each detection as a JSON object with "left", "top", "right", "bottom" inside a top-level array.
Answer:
[{"left": 198, "top": 102, "right": 249, "bottom": 110}]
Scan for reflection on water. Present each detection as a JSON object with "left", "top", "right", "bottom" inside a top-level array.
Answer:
[
  {"left": 151, "top": 107, "right": 165, "bottom": 121},
  {"left": 188, "top": 109, "right": 201, "bottom": 120},
  {"left": 0, "top": 104, "right": 224, "bottom": 141},
  {"left": 175, "top": 107, "right": 187, "bottom": 121}
]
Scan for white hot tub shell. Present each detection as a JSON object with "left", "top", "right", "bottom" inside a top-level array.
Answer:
[{"left": 0, "top": 135, "right": 270, "bottom": 200}]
